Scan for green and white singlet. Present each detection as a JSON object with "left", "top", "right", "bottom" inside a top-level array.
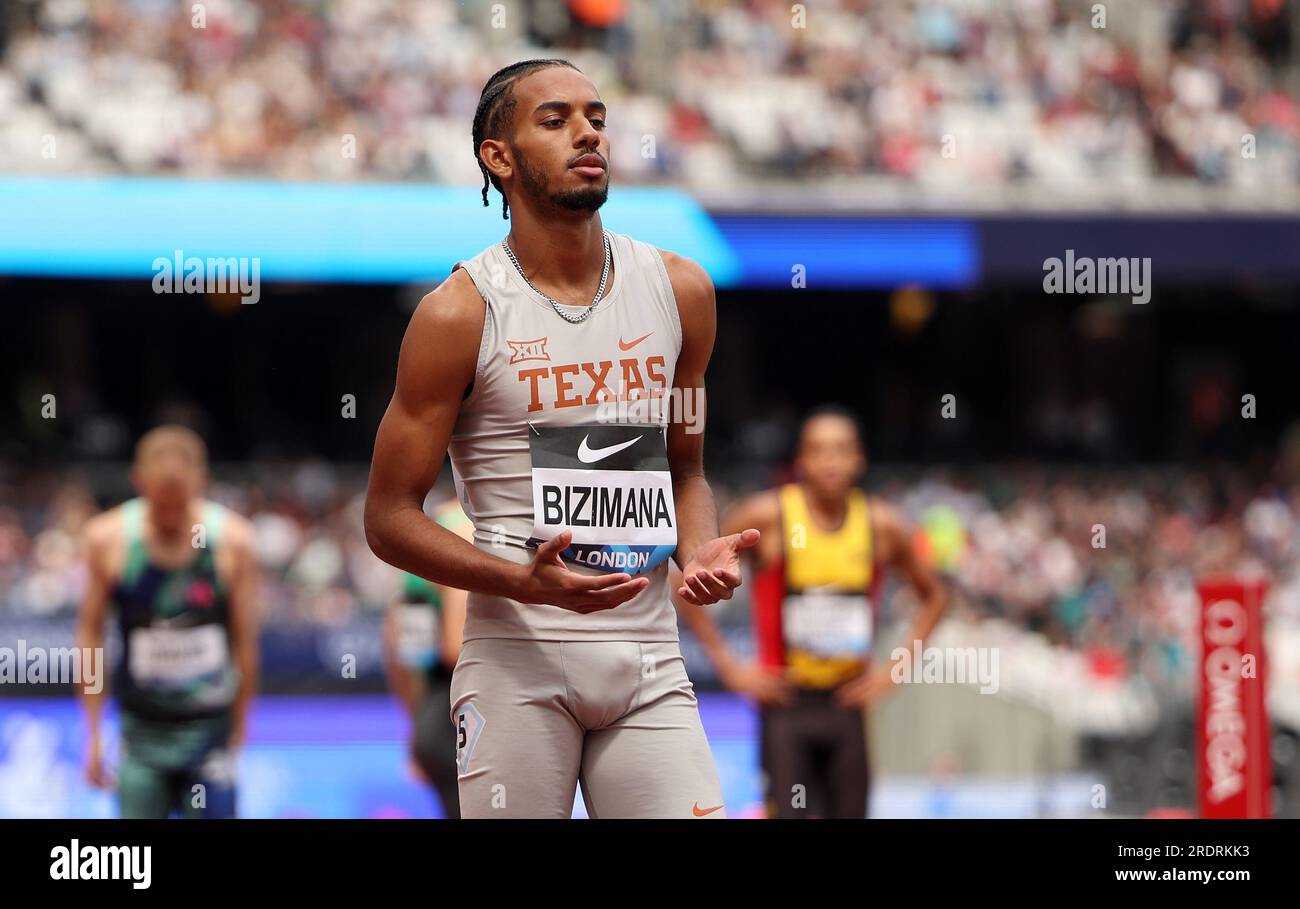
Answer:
[{"left": 112, "top": 497, "right": 238, "bottom": 723}]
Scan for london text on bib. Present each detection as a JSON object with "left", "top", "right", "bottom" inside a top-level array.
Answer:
[{"left": 526, "top": 423, "right": 677, "bottom": 575}]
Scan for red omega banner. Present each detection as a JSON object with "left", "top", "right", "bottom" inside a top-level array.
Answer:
[{"left": 1196, "top": 577, "right": 1271, "bottom": 819}]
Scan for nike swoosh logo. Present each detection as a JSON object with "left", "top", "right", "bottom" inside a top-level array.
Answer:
[
  {"left": 692, "top": 802, "right": 723, "bottom": 817},
  {"left": 577, "top": 434, "right": 641, "bottom": 464},
  {"left": 619, "top": 332, "right": 653, "bottom": 350}
]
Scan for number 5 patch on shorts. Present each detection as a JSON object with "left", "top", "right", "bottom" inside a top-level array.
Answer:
[{"left": 455, "top": 703, "right": 485, "bottom": 775}]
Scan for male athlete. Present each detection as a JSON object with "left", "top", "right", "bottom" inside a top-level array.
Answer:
[
  {"left": 79, "top": 425, "right": 259, "bottom": 818},
  {"left": 365, "top": 59, "right": 754, "bottom": 818},
  {"left": 381, "top": 499, "right": 473, "bottom": 818},
  {"left": 676, "top": 406, "right": 948, "bottom": 818}
]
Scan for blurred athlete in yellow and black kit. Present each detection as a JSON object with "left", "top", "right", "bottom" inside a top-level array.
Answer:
[{"left": 676, "top": 406, "right": 948, "bottom": 818}]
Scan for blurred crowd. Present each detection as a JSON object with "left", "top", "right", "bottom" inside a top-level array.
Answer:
[
  {"left": 4, "top": 457, "right": 1300, "bottom": 704},
  {"left": 0, "top": 0, "right": 1296, "bottom": 200},
  {"left": 884, "top": 466, "right": 1300, "bottom": 697}
]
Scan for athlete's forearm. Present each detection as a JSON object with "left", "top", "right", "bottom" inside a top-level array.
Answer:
[
  {"left": 367, "top": 505, "right": 525, "bottom": 600},
  {"left": 879, "top": 508, "right": 950, "bottom": 656},
  {"left": 76, "top": 615, "right": 106, "bottom": 730},
  {"left": 231, "top": 645, "right": 257, "bottom": 734},
  {"left": 671, "top": 474, "right": 720, "bottom": 569},
  {"left": 227, "top": 545, "right": 260, "bottom": 743},
  {"left": 900, "top": 582, "right": 949, "bottom": 653},
  {"left": 381, "top": 610, "right": 420, "bottom": 715},
  {"left": 387, "top": 664, "right": 420, "bottom": 716},
  {"left": 80, "top": 684, "right": 104, "bottom": 735}
]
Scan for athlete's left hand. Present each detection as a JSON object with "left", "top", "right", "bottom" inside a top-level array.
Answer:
[
  {"left": 834, "top": 664, "right": 897, "bottom": 710},
  {"left": 676, "top": 529, "right": 761, "bottom": 605}
]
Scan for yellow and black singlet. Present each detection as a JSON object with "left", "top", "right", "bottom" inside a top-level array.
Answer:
[{"left": 753, "top": 483, "right": 879, "bottom": 689}]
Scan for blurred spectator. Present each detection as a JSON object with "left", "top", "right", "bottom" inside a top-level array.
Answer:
[{"left": 0, "top": 0, "right": 1294, "bottom": 201}]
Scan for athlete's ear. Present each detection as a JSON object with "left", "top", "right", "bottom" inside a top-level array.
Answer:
[{"left": 479, "top": 139, "right": 512, "bottom": 183}]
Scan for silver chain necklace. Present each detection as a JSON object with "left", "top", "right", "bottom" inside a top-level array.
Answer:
[{"left": 501, "top": 231, "right": 610, "bottom": 325}]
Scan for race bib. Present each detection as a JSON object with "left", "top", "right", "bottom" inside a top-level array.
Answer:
[
  {"left": 128, "top": 625, "right": 228, "bottom": 687},
  {"left": 526, "top": 423, "right": 677, "bottom": 575},
  {"left": 394, "top": 603, "right": 440, "bottom": 669},
  {"left": 782, "top": 589, "right": 873, "bottom": 658}
]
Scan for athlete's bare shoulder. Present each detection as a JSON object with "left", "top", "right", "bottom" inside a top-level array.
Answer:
[
  {"left": 748, "top": 488, "right": 782, "bottom": 526},
  {"left": 722, "top": 488, "right": 780, "bottom": 535},
  {"left": 82, "top": 507, "right": 124, "bottom": 577},
  {"left": 207, "top": 502, "right": 255, "bottom": 585},
  {"left": 655, "top": 248, "right": 715, "bottom": 313},
  {"left": 211, "top": 503, "right": 254, "bottom": 553},
  {"left": 398, "top": 269, "right": 486, "bottom": 399},
  {"left": 721, "top": 488, "right": 781, "bottom": 566},
  {"left": 867, "top": 496, "right": 904, "bottom": 530},
  {"left": 655, "top": 249, "right": 716, "bottom": 373},
  {"left": 82, "top": 507, "right": 122, "bottom": 552},
  {"left": 867, "top": 497, "right": 909, "bottom": 560},
  {"left": 421, "top": 266, "right": 485, "bottom": 313}
]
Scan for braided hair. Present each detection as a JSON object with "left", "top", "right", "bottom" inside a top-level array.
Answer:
[{"left": 473, "top": 59, "right": 580, "bottom": 220}]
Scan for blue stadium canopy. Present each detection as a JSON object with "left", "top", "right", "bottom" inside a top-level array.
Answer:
[{"left": 0, "top": 176, "right": 980, "bottom": 289}]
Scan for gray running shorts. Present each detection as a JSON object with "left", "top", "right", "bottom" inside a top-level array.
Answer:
[{"left": 450, "top": 638, "right": 726, "bottom": 819}]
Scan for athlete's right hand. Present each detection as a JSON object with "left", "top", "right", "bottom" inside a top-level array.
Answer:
[
  {"left": 84, "top": 734, "right": 113, "bottom": 790},
  {"left": 514, "top": 530, "right": 650, "bottom": 613},
  {"left": 721, "top": 661, "right": 793, "bottom": 706}
]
